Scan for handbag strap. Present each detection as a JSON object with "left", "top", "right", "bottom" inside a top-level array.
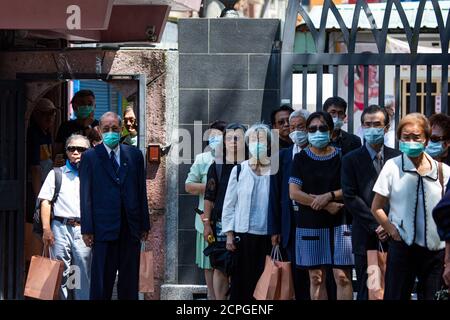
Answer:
[
  {"left": 438, "top": 161, "right": 444, "bottom": 198},
  {"left": 271, "top": 245, "right": 283, "bottom": 262}
]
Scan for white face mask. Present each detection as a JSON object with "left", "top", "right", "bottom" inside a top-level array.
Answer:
[{"left": 289, "top": 130, "right": 308, "bottom": 146}]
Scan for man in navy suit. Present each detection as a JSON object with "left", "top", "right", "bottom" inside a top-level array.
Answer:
[
  {"left": 268, "top": 109, "right": 311, "bottom": 300},
  {"left": 80, "top": 111, "right": 150, "bottom": 300},
  {"left": 341, "top": 105, "right": 401, "bottom": 300}
]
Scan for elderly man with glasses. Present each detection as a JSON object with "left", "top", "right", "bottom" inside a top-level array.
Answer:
[{"left": 37, "top": 134, "right": 92, "bottom": 300}]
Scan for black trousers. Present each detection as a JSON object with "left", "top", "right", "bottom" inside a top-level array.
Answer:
[
  {"left": 384, "top": 240, "right": 444, "bottom": 300},
  {"left": 90, "top": 216, "right": 141, "bottom": 300},
  {"left": 354, "top": 253, "right": 368, "bottom": 300},
  {"left": 230, "top": 233, "right": 271, "bottom": 300}
]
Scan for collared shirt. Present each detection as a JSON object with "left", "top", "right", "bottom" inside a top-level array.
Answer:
[
  {"left": 104, "top": 143, "right": 121, "bottom": 166},
  {"left": 38, "top": 165, "right": 81, "bottom": 219},
  {"left": 365, "top": 142, "right": 384, "bottom": 162}
]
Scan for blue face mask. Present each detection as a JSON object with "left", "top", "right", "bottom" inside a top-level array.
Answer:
[
  {"left": 363, "top": 127, "right": 385, "bottom": 145},
  {"left": 425, "top": 141, "right": 445, "bottom": 158},
  {"left": 289, "top": 130, "right": 308, "bottom": 146},
  {"left": 75, "top": 105, "right": 94, "bottom": 120},
  {"left": 103, "top": 132, "right": 121, "bottom": 149},
  {"left": 308, "top": 131, "right": 330, "bottom": 149},
  {"left": 249, "top": 142, "right": 267, "bottom": 159},
  {"left": 332, "top": 117, "right": 344, "bottom": 130},
  {"left": 66, "top": 159, "right": 79, "bottom": 173},
  {"left": 399, "top": 141, "right": 425, "bottom": 158},
  {"left": 208, "top": 135, "right": 223, "bottom": 152}
]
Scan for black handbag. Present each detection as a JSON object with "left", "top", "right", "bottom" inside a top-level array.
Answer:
[{"left": 203, "top": 241, "right": 235, "bottom": 276}]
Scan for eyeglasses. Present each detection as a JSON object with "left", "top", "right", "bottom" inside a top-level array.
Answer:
[
  {"left": 430, "top": 135, "right": 446, "bottom": 143},
  {"left": 307, "top": 125, "right": 329, "bottom": 133},
  {"left": 67, "top": 146, "right": 87, "bottom": 153}
]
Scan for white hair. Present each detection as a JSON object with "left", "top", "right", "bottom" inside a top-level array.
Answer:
[
  {"left": 245, "top": 123, "right": 272, "bottom": 145},
  {"left": 65, "top": 134, "right": 90, "bottom": 149},
  {"left": 100, "top": 111, "right": 122, "bottom": 127},
  {"left": 289, "top": 109, "right": 310, "bottom": 123}
]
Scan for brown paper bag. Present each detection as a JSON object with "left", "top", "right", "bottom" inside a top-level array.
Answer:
[
  {"left": 139, "top": 244, "right": 154, "bottom": 293},
  {"left": 253, "top": 255, "right": 281, "bottom": 300},
  {"left": 24, "top": 252, "right": 64, "bottom": 300},
  {"left": 275, "top": 259, "right": 295, "bottom": 300},
  {"left": 367, "top": 243, "right": 387, "bottom": 300}
]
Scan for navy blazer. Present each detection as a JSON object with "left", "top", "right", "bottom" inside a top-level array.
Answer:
[
  {"left": 268, "top": 146, "right": 296, "bottom": 248},
  {"left": 79, "top": 143, "right": 150, "bottom": 241},
  {"left": 341, "top": 145, "right": 401, "bottom": 255}
]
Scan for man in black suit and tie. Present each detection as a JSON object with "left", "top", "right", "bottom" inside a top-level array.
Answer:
[
  {"left": 323, "top": 96, "right": 362, "bottom": 156},
  {"left": 341, "top": 105, "right": 401, "bottom": 300},
  {"left": 80, "top": 111, "right": 150, "bottom": 300}
]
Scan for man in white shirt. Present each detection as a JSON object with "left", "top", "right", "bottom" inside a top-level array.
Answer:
[{"left": 38, "top": 134, "right": 91, "bottom": 300}]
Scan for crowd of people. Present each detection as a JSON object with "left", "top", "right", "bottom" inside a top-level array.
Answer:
[
  {"left": 27, "top": 90, "right": 147, "bottom": 300},
  {"left": 185, "top": 96, "right": 450, "bottom": 301}
]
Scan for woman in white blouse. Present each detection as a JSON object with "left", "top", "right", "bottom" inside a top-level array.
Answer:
[
  {"left": 222, "top": 123, "right": 273, "bottom": 300},
  {"left": 371, "top": 113, "right": 450, "bottom": 300}
]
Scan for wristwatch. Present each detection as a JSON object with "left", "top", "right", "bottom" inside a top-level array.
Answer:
[{"left": 330, "top": 191, "right": 336, "bottom": 200}]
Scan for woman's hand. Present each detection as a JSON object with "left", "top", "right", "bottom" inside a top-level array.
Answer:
[
  {"left": 385, "top": 222, "right": 401, "bottom": 241},
  {"left": 271, "top": 234, "right": 280, "bottom": 246},
  {"left": 310, "top": 193, "right": 332, "bottom": 211},
  {"left": 325, "top": 202, "right": 344, "bottom": 215},
  {"left": 203, "top": 222, "right": 213, "bottom": 243},
  {"left": 226, "top": 232, "right": 236, "bottom": 252}
]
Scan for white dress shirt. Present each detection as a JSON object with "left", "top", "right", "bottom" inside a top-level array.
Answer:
[{"left": 104, "top": 143, "right": 121, "bottom": 166}]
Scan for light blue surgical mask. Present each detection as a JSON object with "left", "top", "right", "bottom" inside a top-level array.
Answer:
[
  {"left": 308, "top": 131, "right": 330, "bottom": 149},
  {"left": 289, "top": 130, "right": 308, "bottom": 146},
  {"left": 75, "top": 105, "right": 94, "bottom": 120},
  {"left": 399, "top": 141, "right": 425, "bottom": 158},
  {"left": 208, "top": 135, "right": 223, "bottom": 151},
  {"left": 103, "top": 132, "right": 121, "bottom": 149},
  {"left": 363, "top": 127, "right": 385, "bottom": 145},
  {"left": 332, "top": 116, "right": 344, "bottom": 130},
  {"left": 249, "top": 142, "right": 267, "bottom": 159},
  {"left": 425, "top": 141, "right": 445, "bottom": 158}
]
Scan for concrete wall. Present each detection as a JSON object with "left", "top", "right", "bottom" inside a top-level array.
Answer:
[
  {"left": 176, "top": 18, "right": 280, "bottom": 287},
  {"left": 0, "top": 48, "right": 172, "bottom": 300}
]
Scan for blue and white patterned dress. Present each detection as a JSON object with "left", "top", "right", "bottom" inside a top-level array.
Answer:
[{"left": 289, "top": 147, "right": 354, "bottom": 269}]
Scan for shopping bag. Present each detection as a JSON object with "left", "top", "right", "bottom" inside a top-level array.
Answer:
[
  {"left": 139, "top": 242, "right": 154, "bottom": 293},
  {"left": 253, "top": 255, "right": 281, "bottom": 300},
  {"left": 276, "top": 258, "right": 295, "bottom": 300},
  {"left": 24, "top": 248, "right": 64, "bottom": 300},
  {"left": 367, "top": 242, "right": 387, "bottom": 300}
]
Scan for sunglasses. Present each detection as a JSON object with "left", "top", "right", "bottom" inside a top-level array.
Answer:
[
  {"left": 67, "top": 146, "right": 88, "bottom": 153},
  {"left": 307, "top": 125, "right": 329, "bottom": 133}
]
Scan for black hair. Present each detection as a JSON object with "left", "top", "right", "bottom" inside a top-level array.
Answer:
[
  {"left": 270, "top": 105, "right": 294, "bottom": 127},
  {"left": 360, "top": 104, "right": 390, "bottom": 126},
  {"left": 306, "top": 111, "right": 334, "bottom": 132},
  {"left": 209, "top": 120, "right": 228, "bottom": 132},
  {"left": 221, "top": 122, "right": 248, "bottom": 164},
  {"left": 72, "top": 90, "right": 95, "bottom": 104},
  {"left": 323, "top": 96, "right": 347, "bottom": 113}
]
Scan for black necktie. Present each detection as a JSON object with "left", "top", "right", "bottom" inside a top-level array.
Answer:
[{"left": 110, "top": 150, "right": 119, "bottom": 174}]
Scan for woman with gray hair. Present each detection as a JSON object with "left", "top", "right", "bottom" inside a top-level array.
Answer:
[
  {"left": 37, "top": 134, "right": 92, "bottom": 299},
  {"left": 222, "top": 123, "right": 273, "bottom": 300}
]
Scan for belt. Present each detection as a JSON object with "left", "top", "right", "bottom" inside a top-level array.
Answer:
[{"left": 53, "top": 216, "right": 81, "bottom": 227}]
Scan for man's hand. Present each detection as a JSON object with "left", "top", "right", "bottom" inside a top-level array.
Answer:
[
  {"left": 310, "top": 193, "right": 332, "bottom": 211},
  {"left": 140, "top": 231, "right": 149, "bottom": 242},
  {"left": 42, "top": 228, "right": 55, "bottom": 247},
  {"left": 271, "top": 234, "right": 280, "bottom": 246},
  {"left": 203, "top": 223, "right": 214, "bottom": 243},
  {"left": 83, "top": 234, "right": 94, "bottom": 247},
  {"left": 375, "top": 225, "right": 389, "bottom": 242}
]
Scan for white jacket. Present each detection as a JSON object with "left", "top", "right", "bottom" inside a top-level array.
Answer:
[{"left": 373, "top": 153, "right": 450, "bottom": 250}]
